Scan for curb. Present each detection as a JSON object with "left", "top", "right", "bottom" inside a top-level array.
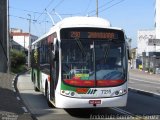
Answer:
[
  {"left": 128, "top": 87, "right": 160, "bottom": 99},
  {"left": 13, "top": 71, "right": 37, "bottom": 120}
]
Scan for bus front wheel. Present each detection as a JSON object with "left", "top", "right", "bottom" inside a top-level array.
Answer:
[{"left": 45, "top": 82, "right": 53, "bottom": 108}]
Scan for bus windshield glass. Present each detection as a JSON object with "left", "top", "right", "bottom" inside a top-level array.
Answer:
[{"left": 61, "top": 28, "right": 126, "bottom": 87}]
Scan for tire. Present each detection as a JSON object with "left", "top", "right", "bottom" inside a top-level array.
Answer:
[
  {"left": 45, "top": 82, "right": 53, "bottom": 108},
  {"left": 34, "top": 86, "right": 39, "bottom": 92}
]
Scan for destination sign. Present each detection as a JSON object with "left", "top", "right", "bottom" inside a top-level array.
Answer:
[
  {"left": 70, "top": 31, "right": 118, "bottom": 39},
  {"left": 60, "top": 28, "right": 125, "bottom": 41}
]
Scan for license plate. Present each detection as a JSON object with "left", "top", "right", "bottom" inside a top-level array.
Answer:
[{"left": 89, "top": 100, "right": 101, "bottom": 104}]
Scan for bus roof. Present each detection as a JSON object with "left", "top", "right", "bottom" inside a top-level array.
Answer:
[
  {"left": 32, "top": 16, "right": 123, "bottom": 45},
  {"left": 52, "top": 16, "right": 111, "bottom": 29}
]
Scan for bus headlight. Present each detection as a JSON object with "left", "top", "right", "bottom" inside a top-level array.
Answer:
[
  {"left": 113, "top": 89, "right": 127, "bottom": 96},
  {"left": 70, "top": 92, "right": 75, "bottom": 96},
  {"left": 61, "top": 90, "right": 75, "bottom": 97}
]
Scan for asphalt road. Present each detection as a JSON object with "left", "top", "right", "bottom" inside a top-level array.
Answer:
[
  {"left": 17, "top": 72, "right": 160, "bottom": 120},
  {"left": 129, "top": 78, "right": 160, "bottom": 95},
  {"left": 0, "top": 72, "right": 34, "bottom": 120}
]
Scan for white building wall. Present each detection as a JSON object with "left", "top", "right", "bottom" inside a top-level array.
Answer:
[
  {"left": 156, "top": 0, "right": 160, "bottom": 39},
  {"left": 12, "top": 35, "right": 38, "bottom": 50},
  {"left": 13, "top": 36, "right": 29, "bottom": 50},
  {"left": 137, "top": 30, "right": 156, "bottom": 56}
]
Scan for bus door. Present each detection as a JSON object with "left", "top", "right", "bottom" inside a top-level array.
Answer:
[{"left": 49, "top": 40, "right": 59, "bottom": 102}]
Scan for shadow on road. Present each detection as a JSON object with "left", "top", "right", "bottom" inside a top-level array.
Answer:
[
  {"left": 0, "top": 87, "right": 23, "bottom": 114},
  {"left": 64, "top": 108, "right": 119, "bottom": 118}
]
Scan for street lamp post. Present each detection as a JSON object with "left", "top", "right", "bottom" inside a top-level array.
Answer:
[{"left": 28, "top": 14, "right": 31, "bottom": 68}]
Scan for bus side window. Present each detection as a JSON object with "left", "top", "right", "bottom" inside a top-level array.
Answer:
[{"left": 52, "top": 39, "right": 59, "bottom": 61}]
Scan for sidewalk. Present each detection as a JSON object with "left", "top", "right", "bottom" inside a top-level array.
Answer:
[
  {"left": 0, "top": 72, "right": 35, "bottom": 120},
  {"left": 129, "top": 69, "right": 160, "bottom": 81},
  {"left": 129, "top": 69, "right": 160, "bottom": 98}
]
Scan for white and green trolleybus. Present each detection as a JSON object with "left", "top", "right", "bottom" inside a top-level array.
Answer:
[{"left": 31, "top": 16, "right": 130, "bottom": 108}]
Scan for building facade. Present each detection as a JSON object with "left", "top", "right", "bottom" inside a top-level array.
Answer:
[
  {"left": 137, "top": 30, "right": 157, "bottom": 56},
  {"left": 10, "top": 28, "right": 38, "bottom": 52},
  {"left": 137, "top": 30, "right": 160, "bottom": 72}
]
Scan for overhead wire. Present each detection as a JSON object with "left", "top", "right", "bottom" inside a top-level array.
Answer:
[
  {"left": 10, "top": 6, "right": 76, "bottom": 17},
  {"left": 12, "top": 0, "right": 126, "bottom": 37},
  {"left": 54, "top": 0, "right": 65, "bottom": 10},
  {"left": 98, "top": 0, "right": 126, "bottom": 14},
  {"left": 88, "top": 0, "right": 116, "bottom": 15},
  {"left": 88, "top": 0, "right": 126, "bottom": 16},
  {"left": 9, "top": 6, "right": 42, "bottom": 15},
  {"left": 35, "top": 0, "right": 55, "bottom": 22},
  {"left": 84, "top": 0, "right": 92, "bottom": 14},
  {"left": 39, "top": 0, "right": 65, "bottom": 27}
]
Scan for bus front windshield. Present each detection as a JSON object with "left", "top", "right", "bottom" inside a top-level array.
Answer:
[{"left": 61, "top": 39, "right": 126, "bottom": 87}]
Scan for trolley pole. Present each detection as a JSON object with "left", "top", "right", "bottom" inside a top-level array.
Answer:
[
  {"left": 96, "top": 0, "right": 98, "bottom": 17},
  {"left": 28, "top": 14, "right": 31, "bottom": 68}
]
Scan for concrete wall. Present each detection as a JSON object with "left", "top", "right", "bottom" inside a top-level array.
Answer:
[{"left": 0, "top": 0, "right": 7, "bottom": 72}]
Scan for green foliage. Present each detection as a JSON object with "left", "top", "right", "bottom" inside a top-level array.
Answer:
[
  {"left": 11, "top": 65, "right": 26, "bottom": 73},
  {"left": 149, "top": 68, "right": 154, "bottom": 73},
  {"left": 145, "top": 67, "right": 149, "bottom": 72},
  {"left": 10, "top": 49, "right": 26, "bottom": 73}
]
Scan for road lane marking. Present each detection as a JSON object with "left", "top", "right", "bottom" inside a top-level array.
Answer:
[
  {"left": 129, "top": 82, "right": 160, "bottom": 89},
  {"left": 16, "top": 96, "right": 20, "bottom": 100},
  {"left": 13, "top": 88, "right": 16, "bottom": 92},
  {"left": 129, "top": 87, "right": 160, "bottom": 96},
  {"left": 130, "top": 77, "right": 160, "bottom": 85},
  {"left": 12, "top": 81, "right": 14, "bottom": 84},
  {"left": 111, "top": 107, "right": 146, "bottom": 120},
  {"left": 129, "top": 81, "right": 135, "bottom": 84},
  {"left": 111, "top": 107, "right": 133, "bottom": 115},
  {"left": 22, "top": 107, "right": 28, "bottom": 113}
]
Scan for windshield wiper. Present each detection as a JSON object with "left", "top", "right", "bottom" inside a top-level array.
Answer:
[
  {"left": 104, "top": 45, "right": 110, "bottom": 63},
  {"left": 75, "top": 39, "right": 86, "bottom": 57}
]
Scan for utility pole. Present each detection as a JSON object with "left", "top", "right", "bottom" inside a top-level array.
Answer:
[
  {"left": 24, "top": 36, "right": 25, "bottom": 52},
  {"left": 96, "top": 0, "right": 98, "bottom": 17},
  {"left": 28, "top": 14, "right": 31, "bottom": 68},
  {"left": 7, "top": 0, "right": 10, "bottom": 73}
]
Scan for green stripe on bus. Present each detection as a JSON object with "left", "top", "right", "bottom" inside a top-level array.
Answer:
[{"left": 61, "top": 82, "right": 76, "bottom": 91}]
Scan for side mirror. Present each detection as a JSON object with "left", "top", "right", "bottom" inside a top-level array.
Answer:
[
  {"left": 52, "top": 50, "right": 58, "bottom": 61},
  {"left": 128, "top": 49, "right": 132, "bottom": 60},
  {"left": 52, "top": 40, "right": 59, "bottom": 61}
]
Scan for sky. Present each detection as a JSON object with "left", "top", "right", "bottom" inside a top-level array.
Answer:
[{"left": 9, "top": 0, "right": 156, "bottom": 48}]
